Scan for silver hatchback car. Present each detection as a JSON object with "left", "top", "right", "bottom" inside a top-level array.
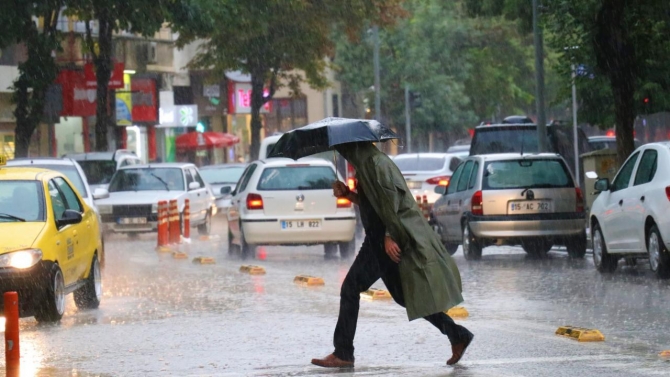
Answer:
[{"left": 431, "top": 153, "right": 587, "bottom": 259}]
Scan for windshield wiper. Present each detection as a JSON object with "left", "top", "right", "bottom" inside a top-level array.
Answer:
[
  {"left": 150, "top": 173, "right": 170, "bottom": 191},
  {"left": 0, "top": 213, "right": 26, "bottom": 222}
]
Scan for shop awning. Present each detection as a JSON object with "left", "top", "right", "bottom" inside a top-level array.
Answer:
[{"left": 176, "top": 131, "right": 240, "bottom": 151}]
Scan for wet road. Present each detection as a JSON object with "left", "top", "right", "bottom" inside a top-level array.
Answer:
[{"left": 2, "top": 217, "right": 670, "bottom": 376}]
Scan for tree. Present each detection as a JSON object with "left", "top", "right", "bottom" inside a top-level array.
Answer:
[
  {"left": 66, "top": 0, "right": 212, "bottom": 151},
  {"left": 0, "top": 1, "right": 65, "bottom": 157},
  {"left": 183, "top": 0, "right": 404, "bottom": 160}
]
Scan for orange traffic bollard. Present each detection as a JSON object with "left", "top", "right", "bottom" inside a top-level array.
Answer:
[
  {"left": 156, "top": 200, "right": 169, "bottom": 249},
  {"left": 168, "top": 199, "right": 180, "bottom": 245},
  {"left": 4, "top": 291, "right": 20, "bottom": 370},
  {"left": 183, "top": 199, "right": 190, "bottom": 240}
]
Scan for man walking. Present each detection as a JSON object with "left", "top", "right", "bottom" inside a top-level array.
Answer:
[{"left": 311, "top": 142, "right": 473, "bottom": 368}]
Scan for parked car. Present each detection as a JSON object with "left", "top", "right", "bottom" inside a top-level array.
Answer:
[
  {"left": 199, "top": 163, "right": 247, "bottom": 212},
  {"left": 94, "top": 163, "right": 215, "bottom": 236},
  {"left": 0, "top": 160, "right": 103, "bottom": 322},
  {"left": 393, "top": 153, "right": 463, "bottom": 205},
  {"left": 66, "top": 150, "right": 141, "bottom": 191},
  {"left": 432, "top": 153, "right": 587, "bottom": 258},
  {"left": 469, "top": 119, "right": 592, "bottom": 182},
  {"left": 588, "top": 135, "right": 642, "bottom": 152},
  {"left": 588, "top": 142, "right": 670, "bottom": 279},
  {"left": 446, "top": 144, "right": 470, "bottom": 156},
  {"left": 226, "top": 158, "right": 356, "bottom": 259}
]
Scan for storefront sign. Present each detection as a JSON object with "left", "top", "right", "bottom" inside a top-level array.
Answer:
[
  {"left": 131, "top": 78, "right": 157, "bottom": 122},
  {"left": 227, "top": 82, "right": 271, "bottom": 114},
  {"left": 115, "top": 91, "right": 132, "bottom": 126},
  {"left": 56, "top": 70, "right": 97, "bottom": 117},
  {"left": 158, "top": 105, "right": 198, "bottom": 127},
  {"left": 84, "top": 62, "right": 125, "bottom": 89},
  {"left": 203, "top": 84, "right": 220, "bottom": 98}
]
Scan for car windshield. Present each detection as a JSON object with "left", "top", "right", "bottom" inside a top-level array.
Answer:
[
  {"left": 0, "top": 181, "right": 44, "bottom": 222},
  {"left": 471, "top": 127, "right": 541, "bottom": 155},
  {"left": 77, "top": 160, "right": 117, "bottom": 185},
  {"left": 394, "top": 156, "right": 446, "bottom": 171},
  {"left": 257, "top": 166, "right": 334, "bottom": 190},
  {"left": 483, "top": 159, "right": 573, "bottom": 190},
  {"left": 200, "top": 167, "right": 246, "bottom": 184},
  {"left": 27, "top": 164, "right": 88, "bottom": 198},
  {"left": 108, "top": 168, "right": 185, "bottom": 192}
]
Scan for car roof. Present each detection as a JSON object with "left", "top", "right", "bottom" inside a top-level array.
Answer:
[
  {"left": 0, "top": 167, "right": 58, "bottom": 180},
  {"left": 394, "top": 153, "right": 458, "bottom": 159},
  {"left": 258, "top": 157, "right": 335, "bottom": 168},
  {"left": 475, "top": 123, "right": 537, "bottom": 129},
  {"left": 67, "top": 152, "right": 115, "bottom": 160},
  {"left": 118, "top": 163, "right": 196, "bottom": 170},
  {"left": 472, "top": 153, "right": 563, "bottom": 161},
  {"left": 7, "top": 157, "right": 79, "bottom": 166},
  {"left": 199, "top": 163, "right": 248, "bottom": 170}
]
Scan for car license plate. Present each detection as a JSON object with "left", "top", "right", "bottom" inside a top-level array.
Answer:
[
  {"left": 281, "top": 220, "right": 321, "bottom": 230},
  {"left": 118, "top": 217, "right": 148, "bottom": 225},
  {"left": 508, "top": 201, "right": 552, "bottom": 214},
  {"left": 406, "top": 181, "right": 422, "bottom": 189}
]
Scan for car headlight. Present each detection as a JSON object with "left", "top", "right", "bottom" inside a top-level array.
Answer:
[
  {"left": 0, "top": 249, "right": 43, "bottom": 269},
  {"left": 151, "top": 203, "right": 158, "bottom": 213},
  {"left": 98, "top": 205, "right": 112, "bottom": 215}
]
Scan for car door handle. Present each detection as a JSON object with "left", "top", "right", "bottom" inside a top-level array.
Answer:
[
  {"left": 619, "top": 199, "right": 623, "bottom": 206},
  {"left": 640, "top": 196, "right": 645, "bottom": 202}
]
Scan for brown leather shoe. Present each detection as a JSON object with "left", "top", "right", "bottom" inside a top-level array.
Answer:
[
  {"left": 311, "top": 353, "right": 355, "bottom": 368},
  {"left": 447, "top": 334, "right": 474, "bottom": 365}
]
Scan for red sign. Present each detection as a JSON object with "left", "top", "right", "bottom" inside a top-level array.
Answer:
[
  {"left": 131, "top": 78, "right": 157, "bottom": 122},
  {"left": 84, "top": 62, "right": 125, "bottom": 90},
  {"left": 227, "top": 82, "right": 272, "bottom": 114},
  {"left": 56, "top": 70, "right": 97, "bottom": 117}
]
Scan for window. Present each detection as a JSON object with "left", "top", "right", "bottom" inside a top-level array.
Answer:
[
  {"left": 108, "top": 168, "right": 185, "bottom": 192},
  {"left": 237, "top": 164, "right": 258, "bottom": 193},
  {"left": 0, "top": 181, "right": 44, "bottom": 222},
  {"left": 457, "top": 161, "right": 474, "bottom": 192},
  {"left": 257, "top": 166, "right": 334, "bottom": 191},
  {"left": 54, "top": 177, "right": 82, "bottom": 212},
  {"left": 78, "top": 160, "right": 116, "bottom": 185},
  {"left": 468, "top": 162, "right": 479, "bottom": 189},
  {"left": 191, "top": 168, "right": 206, "bottom": 188},
  {"left": 265, "top": 97, "right": 308, "bottom": 133},
  {"left": 634, "top": 149, "right": 657, "bottom": 186},
  {"left": 28, "top": 164, "right": 88, "bottom": 198},
  {"left": 200, "top": 167, "right": 246, "bottom": 184},
  {"left": 394, "top": 156, "right": 446, "bottom": 172},
  {"left": 185, "top": 169, "right": 195, "bottom": 189},
  {"left": 48, "top": 180, "right": 67, "bottom": 220},
  {"left": 482, "top": 159, "right": 573, "bottom": 190},
  {"left": 611, "top": 152, "right": 639, "bottom": 192},
  {"left": 447, "top": 162, "right": 465, "bottom": 195}
]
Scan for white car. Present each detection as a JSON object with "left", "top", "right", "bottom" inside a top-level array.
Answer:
[
  {"left": 199, "top": 163, "right": 247, "bottom": 213},
  {"left": 95, "top": 163, "right": 215, "bottom": 236},
  {"left": 227, "top": 158, "right": 356, "bottom": 259},
  {"left": 67, "top": 150, "right": 141, "bottom": 191},
  {"left": 589, "top": 142, "right": 670, "bottom": 279},
  {"left": 393, "top": 153, "right": 463, "bottom": 204}
]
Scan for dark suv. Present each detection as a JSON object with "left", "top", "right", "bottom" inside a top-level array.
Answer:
[{"left": 469, "top": 117, "right": 592, "bottom": 181}]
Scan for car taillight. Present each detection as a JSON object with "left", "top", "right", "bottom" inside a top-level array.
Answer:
[
  {"left": 426, "top": 176, "right": 451, "bottom": 185},
  {"left": 666, "top": 186, "right": 670, "bottom": 201},
  {"left": 337, "top": 197, "right": 352, "bottom": 208},
  {"left": 575, "top": 188, "right": 584, "bottom": 213},
  {"left": 246, "top": 193, "right": 264, "bottom": 210},
  {"left": 471, "top": 190, "right": 483, "bottom": 215},
  {"left": 347, "top": 178, "right": 357, "bottom": 191}
]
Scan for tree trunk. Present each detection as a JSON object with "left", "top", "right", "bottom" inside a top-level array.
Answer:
[
  {"left": 94, "top": 10, "right": 114, "bottom": 152},
  {"left": 249, "top": 71, "right": 266, "bottom": 161},
  {"left": 13, "top": 83, "right": 37, "bottom": 157},
  {"left": 594, "top": 0, "right": 636, "bottom": 166}
]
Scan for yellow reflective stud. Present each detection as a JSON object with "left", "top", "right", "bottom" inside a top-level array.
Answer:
[
  {"left": 293, "top": 275, "right": 325, "bottom": 286},
  {"left": 445, "top": 306, "right": 469, "bottom": 318},
  {"left": 192, "top": 257, "right": 216, "bottom": 264},
  {"left": 360, "top": 288, "right": 392, "bottom": 300},
  {"left": 239, "top": 265, "right": 265, "bottom": 275},
  {"left": 555, "top": 326, "right": 605, "bottom": 342},
  {"left": 172, "top": 251, "right": 188, "bottom": 259}
]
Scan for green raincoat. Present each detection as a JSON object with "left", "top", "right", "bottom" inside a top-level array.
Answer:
[{"left": 336, "top": 142, "right": 464, "bottom": 321}]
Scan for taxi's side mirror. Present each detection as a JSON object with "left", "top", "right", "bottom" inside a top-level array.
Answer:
[{"left": 57, "top": 209, "right": 83, "bottom": 228}]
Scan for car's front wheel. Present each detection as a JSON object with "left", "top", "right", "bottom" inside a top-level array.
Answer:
[
  {"left": 462, "top": 222, "right": 482, "bottom": 261},
  {"left": 592, "top": 222, "right": 618, "bottom": 273},
  {"left": 35, "top": 264, "right": 65, "bottom": 323},
  {"left": 647, "top": 225, "right": 670, "bottom": 279},
  {"left": 74, "top": 253, "right": 102, "bottom": 309},
  {"left": 197, "top": 210, "right": 212, "bottom": 236}
]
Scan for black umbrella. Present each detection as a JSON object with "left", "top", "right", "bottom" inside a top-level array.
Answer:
[{"left": 267, "top": 117, "right": 400, "bottom": 160}]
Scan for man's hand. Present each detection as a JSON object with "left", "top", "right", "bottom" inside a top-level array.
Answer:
[
  {"left": 332, "top": 181, "right": 349, "bottom": 198},
  {"left": 384, "top": 236, "right": 401, "bottom": 263}
]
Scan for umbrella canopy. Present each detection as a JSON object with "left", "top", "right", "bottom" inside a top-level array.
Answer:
[
  {"left": 176, "top": 132, "right": 240, "bottom": 151},
  {"left": 267, "top": 117, "right": 400, "bottom": 160}
]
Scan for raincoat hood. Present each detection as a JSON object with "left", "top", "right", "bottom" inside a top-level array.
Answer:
[
  {"left": 0, "top": 222, "right": 45, "bottom": 254},
  {"left": 337, "top": 142, "right": 464, "bottom": 320}
]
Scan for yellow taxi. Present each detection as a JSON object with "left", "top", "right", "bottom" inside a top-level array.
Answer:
[{"left": 0, "top": 155, "right": 102, "bottom": 323}]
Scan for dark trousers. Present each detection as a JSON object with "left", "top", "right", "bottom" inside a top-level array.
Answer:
[{"left": 333, "top": 236, "right": 473, "bottom": 362}]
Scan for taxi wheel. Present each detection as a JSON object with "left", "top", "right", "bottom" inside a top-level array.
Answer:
[
  {"left": 198, "top": 210, "right": 212, "bottom": 236},
  {"left": 35, "top": 264, "right": 65, "bottom": 323},
  {"left": 74, "top": 253, "right": 102, "bottom": 310}
]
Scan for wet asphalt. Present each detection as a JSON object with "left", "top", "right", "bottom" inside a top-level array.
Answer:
[{"left": 2, "top": 216, "right": 670, "bottom": 376}]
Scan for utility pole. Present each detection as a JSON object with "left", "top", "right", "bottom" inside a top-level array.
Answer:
[
  {"left": 405, "top": 84, "right": 411, "bottom": 153},
  {"left": 571, "top": 64, "right": 580, "bottom": 187},
  {"left": 373, "top": 25, "right": 381, "bottom": 122},
  {"left": 533, "top": 0, "right": 548, "bottom": 152}
]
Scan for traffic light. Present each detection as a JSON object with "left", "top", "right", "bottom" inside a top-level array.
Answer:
[{"left": 410, "top": 91, "right": 422, "bottom": 108}]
